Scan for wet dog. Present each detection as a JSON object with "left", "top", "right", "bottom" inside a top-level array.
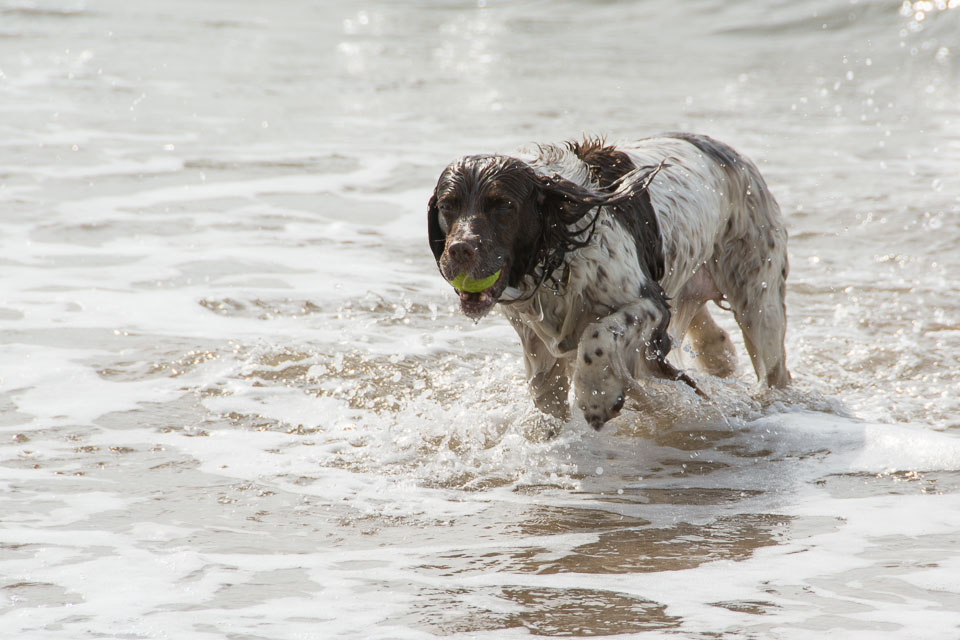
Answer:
[{"left": 428, "top": 134, "right": 790, "bottom": 429}]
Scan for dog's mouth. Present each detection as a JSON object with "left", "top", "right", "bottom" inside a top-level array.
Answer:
[{"left": 455, "top": 268, "right": 507, "bottom": 319}]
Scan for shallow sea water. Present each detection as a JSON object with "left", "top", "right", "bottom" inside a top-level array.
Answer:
[{"left": 2, "top": 0, "right": 960, "bottom": 638}]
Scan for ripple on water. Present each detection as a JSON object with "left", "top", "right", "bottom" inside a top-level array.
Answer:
[{"left": 404, "top": 585, "right": 681, "bottom": 636}]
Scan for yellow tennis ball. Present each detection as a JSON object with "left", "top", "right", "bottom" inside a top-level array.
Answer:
[{"left": 450, "top": 269, "right": 501, "bottom": 293}]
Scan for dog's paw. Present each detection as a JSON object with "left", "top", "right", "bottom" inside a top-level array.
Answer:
[{"left": 574, "top": 327, "right": 627, "bottom": 430}]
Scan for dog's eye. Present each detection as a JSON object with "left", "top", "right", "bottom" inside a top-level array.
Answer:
[
  {"left": 437, "top": 200, "right": 457, "bottom": 217},
  {"left": 491, "top": 199, "right": 514, "bottom": 214}
]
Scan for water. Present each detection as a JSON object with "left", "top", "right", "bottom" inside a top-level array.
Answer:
[{"left": 1, "top": 0, "right": 959, "bottom": 637}]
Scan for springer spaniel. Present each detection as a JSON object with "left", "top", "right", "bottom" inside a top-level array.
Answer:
[{"left": 428, "top": 133, "right": 790, "bottom": 430}]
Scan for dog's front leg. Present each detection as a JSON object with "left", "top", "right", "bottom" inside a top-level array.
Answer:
[
  {"left": 529, "top": 356, "right": 571, "bottom": 420},
  {"left": 574, "top": 299, "right": 700, "bottom": 430},
  {"left": 508, "top": 318, "right": 571, "bottom": 420}
]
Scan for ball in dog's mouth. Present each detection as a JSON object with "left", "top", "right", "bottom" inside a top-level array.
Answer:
[{"left": 452, "top": 268, "right": 506, "bottom": 319}]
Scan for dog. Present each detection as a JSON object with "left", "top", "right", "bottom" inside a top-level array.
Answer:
[{"left": 428, "top": 133, "right": 790, "bottom": 430}]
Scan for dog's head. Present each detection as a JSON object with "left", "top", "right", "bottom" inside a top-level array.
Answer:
[{"left": 428, "top": 154, "right": 614, "bottom": 319}]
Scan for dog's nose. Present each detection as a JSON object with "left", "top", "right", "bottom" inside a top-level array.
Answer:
[{"left": 447, "top": 240, "right": 477, "bottom": 264}]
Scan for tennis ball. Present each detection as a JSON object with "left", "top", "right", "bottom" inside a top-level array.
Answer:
[{"left": 450, "top": 269, "right": 501, "bottom": 293}]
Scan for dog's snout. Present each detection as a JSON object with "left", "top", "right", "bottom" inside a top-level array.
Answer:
[{"left": 447, "top": 239, "right": 477, "bottom": 265}]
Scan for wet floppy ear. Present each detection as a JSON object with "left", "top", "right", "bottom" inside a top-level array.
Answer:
[
  {"left": 517, "top": 174, "right": 617, "bottom": 287},
  {"left": 427, "top": 192, "right": 445, "bottom": 266},
  {"left": 535, "top": 174, "right": 608, "bottom": 228}
]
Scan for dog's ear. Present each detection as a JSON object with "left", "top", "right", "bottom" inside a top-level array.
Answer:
[
  {"left": 535, "top": 175, "right": 609, "bottom": 231},
  {"left": 427, "top": 192, "right": 445, "bottom": 266},
  {"left": 536, "top": 163, "right": 664, "bottom": 232},
  {"left": 528, "top": 174, "right": 619, "bottom": 280}
]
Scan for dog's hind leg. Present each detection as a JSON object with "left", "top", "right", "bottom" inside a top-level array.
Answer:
[
  {"left": 720, "top": 251, "right": 791, "bottom": 388},
  {"left": 739, "top": 295, "right": 790, "bottom": 387},
  {"left": 669, "top": 266, "right": 737, "bottom": 378},
  {"left": 686, "top": 305, "right": 738, "bottom": 378},
  {"left": 708, "top": 152, "right": 791, "bottom": 388}
]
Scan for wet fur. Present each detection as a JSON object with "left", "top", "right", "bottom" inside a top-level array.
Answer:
[{"left": 429, "top": 133, "right": 790, "bottom": 429}]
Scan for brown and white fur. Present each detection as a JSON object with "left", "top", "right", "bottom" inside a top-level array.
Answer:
[{"left": 428, "top": 133, "right": 790, "bottom": 430}]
